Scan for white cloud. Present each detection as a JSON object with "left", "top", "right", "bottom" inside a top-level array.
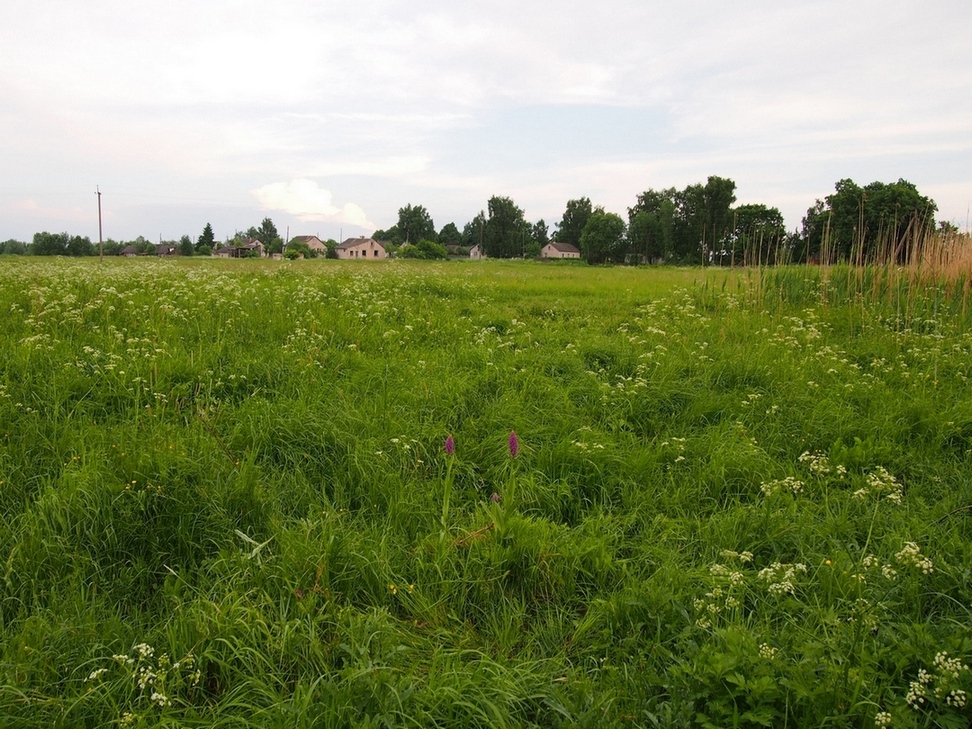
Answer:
[{"left": 252, "top": 179, "right": 374, "bottom": 228}]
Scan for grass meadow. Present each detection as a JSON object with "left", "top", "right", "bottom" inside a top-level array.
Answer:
[{"left": 0, "top": 256, "right": 970, "bottom": 728}]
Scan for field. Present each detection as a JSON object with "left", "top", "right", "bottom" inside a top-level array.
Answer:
[{"left": 0, "top": 257, "right": 970, "bottom": 728}]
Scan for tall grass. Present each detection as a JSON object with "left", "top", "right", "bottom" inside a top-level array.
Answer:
[{"left": 0, "top": 257, "right": 970, "bottom": 727}]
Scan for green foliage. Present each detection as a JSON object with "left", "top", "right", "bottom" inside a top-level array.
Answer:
[
  {"left": 0, "top": 239, "right": 27, "bottom": 255},
  {"left": 0, "top": 259, "right": 970, "bottom": 726},
  {"left": 196, "top": 223, "right": 215, "bottom": 255},
  {"left": 579, "top": 210, "right": 625, "bottom": 264},
  {"left": 401, "top": 239, "right": 449, "bottom": 259},
  {"left": 285, "top": 238, "right": 313, "bottom": 259},
  {"left": 483, "top": 196, "right": 529, "bottom": 258},
  {"left": 30, "top": 231, "right": 93, "bottom": 256},
  {"left": 178, "top": 235, "right": 194, "bottom": 257},
  {"left": 397, "top": 204, "right": 436, "bottom": 244},
  {"left": 800, "top": 178, "right": 938, "bottom": 263},
  {"left": 556, "top": 197, "right": 592, "bottom": 248},
  {"left": 438, "top": 222, "right": 461, "bottom": 246},
  {"left": 723, "top": 204, "right": 787, "bottom": 266}
]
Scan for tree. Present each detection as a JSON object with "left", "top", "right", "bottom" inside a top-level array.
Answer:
[
  {"left": 196, "top": 223, "right": 215, "bottom": 255},
  {"left": 179, "top": 235, "right": 194, "bottom": 257},
  {"left": 580, "top": 210, "right": 626, "bottom": 264},
  {"left": 401, "top": 239, "right": 449, "bottom": 260},
  {"left": 531, "top": 219, "right": 550, "bottom": 247},
  {"left": 254, "top": 217, "right": 283, "bottom": 253},
  {"left": 800, "top": 178, "right": 937, "bottom": 263},
  {"left": 462, "top": 213, "right": 486, "bottom": 249},
  {"left": 286, "top": 238, "right": 312, "bottom": 258},
  {"left": 701, "top": 176, "right": 737, "bottom": 257},
  {"left": 483, "top": 196, "right": 528, "bottom": 258},
  {"left": 628, "top": 188, "right": 677, "bottom": 262},
  {"left": 397, "top": 205, "right": 436, "bottom": 244},
  {"left": 438, "top": 222, "right": 461, "bottom": 247},
  {"left": 31, "top": 231, "right": 69, "bottom": 256},
  {"left": 0, "top": 239, "right": 27, "bottom": 255},
  {"left": 373, "top": 225, "right": 404, "bottom": 247},
  {"left": 724, "top": 204, "right": 785, "bottom": 266},
  {"left": 556, "top": 197, "right": 593, "bottom": 247}
]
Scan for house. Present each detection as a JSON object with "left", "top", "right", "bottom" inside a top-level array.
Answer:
[
  {"left": 289, "top": 235, "right": 327, "bottom": 254},
  {"left": 213, "top": 238, "right": 265, "bottom": 258},
  {"left": 469, "top": 244, "right": 485, "bottom": 260},
  {"left": 541, "top": 242, "right": 581, "bottom": 259},
  {"left": 234, "top": 238, "right": 264, "bottom": 258},
  {"left": 157, "top": 245, "right": 178, "bottom": 257},
  {"left": 120, "top": 245, "right": 138, "bottom": 257},
  {"left": 336, "top": 237, "right": 386, "bottom": 259}
]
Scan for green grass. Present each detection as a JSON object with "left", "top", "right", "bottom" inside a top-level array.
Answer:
[{"left": 0, "top": 257, "right": 970, "bottom": 727}]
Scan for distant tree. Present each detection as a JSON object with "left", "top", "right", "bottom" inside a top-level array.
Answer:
[
  {"left": 401, "top": 239, "right": 449, "bottom": 260},
  {"left": 725, "top": 204, "right": 786, "bottom": 265},
  {"left": 938, "top": 220, "right": 960, "bottom": 235},
  {"left": 799, "top": 178, "right": 937, "bottom": 263},
  {"left": 179, "top": 235, "right": 194, "bottom": 257},
  {"left": 102, "top": 239, "right": 124, "bottom": 256},
  {"left": 701, "top": 176, "right": 737, "bottom": 257},
  {"left": 30, "top": 231, "right": 69, "bottom": 256},
  {"left": 286, "top": 238, "right": 312, "bottom": 258},
  {"left": 628, "top": 188, "right": 677, "bottom": 262},
  {"left": 325, "top": 238, "right": 339, "bottom": 259},
  {"left": 252, "top": 217, "right": 283, "bottom": 254},
  {"left": 397, "top": 204, "right": 436, "bottom": 244},
  {"left": 0, "top": 239, "right": 27, "bottom": 255},
  {"left": 483, "top": 196, "right": 528, "bottom": 258},
  {"left": 438, "top": 222, "right": 461, "bottom": 246},
  {"left": 196, "top": 223, "right": 215, "bottom": 255},
  {"left": 580, "top": 210, "right": 625, "bottom": 264},
  {"left": 255, "top": 217, "right": 278, "bottom": 245},
  {"left": 556, "top": 198, "right": 593, "bottom": 247},
  {"left": 462, "top": 213, "right": 486, "bottom": 249},
  {"left": 531, "top": 219, "right": 550, "bottom": 247}
]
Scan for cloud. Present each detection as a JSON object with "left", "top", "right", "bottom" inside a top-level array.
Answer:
[{"left": 252, "top": 179, "right": 374, "bottom": 228}]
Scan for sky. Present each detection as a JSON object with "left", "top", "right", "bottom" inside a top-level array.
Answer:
[{"left": 2, "top": 0, "right": 971, "bottom": 244}]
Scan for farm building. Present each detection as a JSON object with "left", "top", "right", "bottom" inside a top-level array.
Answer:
[
  {"left": 541, "top": 242, "right": 581, "bottom": 259},
  {"left": 336, "top": 237, "right": 386, "bottom": 259},
  {"left": 288, "top": 235, "right": 328, "bottom": 254}
]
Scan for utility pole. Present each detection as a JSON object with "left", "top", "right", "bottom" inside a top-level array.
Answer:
[{"left": 96, "top": 186, "right": 103, "bottom": 262}]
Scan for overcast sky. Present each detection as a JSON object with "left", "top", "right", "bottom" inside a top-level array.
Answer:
[{"left": 2, "top": 0, "right": 970, "bottom": 243}]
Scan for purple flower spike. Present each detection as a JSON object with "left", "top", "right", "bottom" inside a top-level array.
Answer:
[
  {"left": 444, "top": 435, "right": 455, "bottom": 455},
  {"left": 491, "top": 492, "right": 500, "bottom": 503},
  {"left": 508, "top": 431, "right": 519, "bottom": 458}
]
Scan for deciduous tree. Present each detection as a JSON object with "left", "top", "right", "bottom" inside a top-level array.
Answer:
[
  {"left": 580, "top": 210, "right": 625, "bottom": 264},
  {"left": 398, "top": 204, "right": 436, "bottom": 244},
  {"left": 483, "top": 196, "right": 528, "bottom": 258},
  {"left": 800, "top": 178, "right": 937, "bottom": 262},
  {"left": 556, "top": 198, "right": 593, "bottom": 247}
]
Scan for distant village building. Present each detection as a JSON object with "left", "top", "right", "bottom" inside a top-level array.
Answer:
[
  {"left": 288, "top": 235, "right": 327, "bottom": 254},
  {"left": 120, "top": 245, "right": 138, "bottom": 257},
  {"left": 541, "top": 242, "right": 581, "bottom": 259},
  {"left": 214, "top": 238, "right": 265, "bottom": 258},
  {"left": 157, "top": 245, "right": 178, "bottom": 257},
  {"left": 336, "top": 237, "right": 386, "bottom": 259},
  {"left": 469, "top": 244, "right": 484, "bottom": 260}
]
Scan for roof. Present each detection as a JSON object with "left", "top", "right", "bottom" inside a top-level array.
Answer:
[{"left": 547, "top": 242, "right": 581, "bottom": 253}]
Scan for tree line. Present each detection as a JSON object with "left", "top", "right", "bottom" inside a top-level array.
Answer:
[
  {"left": 2, "top": 177, "right": 956, "bottom": 264},
  {"left": 365, "top": 176, "right": 952, "bottom": 265}
]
